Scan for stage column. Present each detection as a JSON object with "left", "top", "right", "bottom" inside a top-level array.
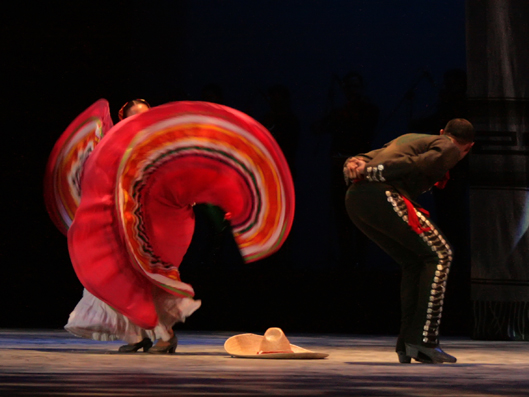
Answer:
[{"left": 467, "top": 0, "right": 529, "bottom": 340}]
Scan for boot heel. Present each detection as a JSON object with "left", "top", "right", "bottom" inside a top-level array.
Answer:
[
  {"left": 148, "top": 335, "right": 178, "bottom": 354},
  {"left": 142, "top": 343, "right": 152, "bottom": 352},
  {"left": 397, "top": 351, "right": 411, "bottom": 364},
  {"left": 405, "top": 345, "right": 419, "bottom": 358}
]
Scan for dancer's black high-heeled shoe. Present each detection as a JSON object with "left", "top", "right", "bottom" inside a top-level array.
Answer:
[
  {"left": 118, "top": 338, "right": 153, "bottom": 353},
  {"left": 397, "top": 350, "right": 434, "bottom": 364},
  {"left": 405, "top": 343, "right": 457, "bottom": 364},
  {"left": 148, "top": 335, "right": 178, "bottom": 354},
  {"left": 397, "top": 351, "right": 411, "bottom": 363}
]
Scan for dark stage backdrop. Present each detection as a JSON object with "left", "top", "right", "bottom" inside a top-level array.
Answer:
[
  {"left": 467, "top": 0, "right": 529, "bottom": 340},
  {"left": 2, "top": 1, "right": 470, "bottom": 335}
]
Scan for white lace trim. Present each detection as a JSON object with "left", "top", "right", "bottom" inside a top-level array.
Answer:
[{"left": 65, "top": 289, "right": 201, "bottom": 344}]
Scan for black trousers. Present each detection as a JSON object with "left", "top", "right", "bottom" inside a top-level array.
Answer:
[{"left": 345, "top": 181, "right": 452, "bottom": 349}]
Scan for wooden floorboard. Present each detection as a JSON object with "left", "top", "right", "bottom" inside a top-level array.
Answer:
[{"left": 1, "top": 330, "right": 528, "bottom": 396}]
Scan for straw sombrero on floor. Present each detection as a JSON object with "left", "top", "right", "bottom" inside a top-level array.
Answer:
[{"left": 224, "top": 328, "right": 329, "bottom": 359}]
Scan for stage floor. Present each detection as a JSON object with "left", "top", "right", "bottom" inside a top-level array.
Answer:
[{"left": 1, "top": 330, "right": 528, "bottom": 396}]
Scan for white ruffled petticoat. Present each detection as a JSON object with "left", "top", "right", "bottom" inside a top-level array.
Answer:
[{"left": 65, "top": 288, "right": 201, "bottom": 344}]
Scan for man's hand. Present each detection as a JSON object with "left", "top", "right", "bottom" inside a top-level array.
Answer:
[{"left": 343, "top": 157, "right": 366, "bottom": 183}]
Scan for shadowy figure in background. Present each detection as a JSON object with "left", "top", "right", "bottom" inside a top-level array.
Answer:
[
  {"left": 201, "top": 83, "right": 224, "bottom": 104},
  {"left": 315, "top": 72, "right": 380, "bottom": 268},
  {"left": 327, "top": 72, "right": 379, "bottom": 157},
  {"left": 260, "top": 84, "right": 300, "bottom": 176},
  {"left": 410, "top": 69, "right": 468, "bottom": 132},
  {"left": 409, "top": 69, "right": 471, "bottom": 311}
]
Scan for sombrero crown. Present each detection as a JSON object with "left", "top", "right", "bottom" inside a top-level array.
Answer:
[{"left": 224, "top": 327, "right": 328, "bottom": 359}]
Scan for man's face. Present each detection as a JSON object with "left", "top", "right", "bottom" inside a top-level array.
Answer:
[
  {"left": 125, "top": 103, "right": 150, "bottom": 118},
  {"left": 456, "top": 142, "right": 474, "bottom": 160},
  {"left": 440, "top": 129, "right": 474, "bottom": 160}
]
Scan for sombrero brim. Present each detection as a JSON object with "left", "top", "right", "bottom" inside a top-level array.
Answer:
[{"left": 224, "top": 333, "right": 329, "bottom": 359}]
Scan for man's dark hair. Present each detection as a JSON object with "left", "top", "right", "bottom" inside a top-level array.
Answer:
[{"left": 444, "top": 118, "right": 474, "bottom": 143}]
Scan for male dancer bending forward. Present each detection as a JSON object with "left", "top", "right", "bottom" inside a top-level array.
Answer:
[{"left": 344, "top": 118, "right": 474, "bottom": 364}]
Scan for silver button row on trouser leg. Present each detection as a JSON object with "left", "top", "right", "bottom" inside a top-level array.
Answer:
[
  {"left": 385, "top": 190, "right": 452, "bottom": 345},
  {"left": 418, "top": 213, "right": 451, "bottom": 344}
]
